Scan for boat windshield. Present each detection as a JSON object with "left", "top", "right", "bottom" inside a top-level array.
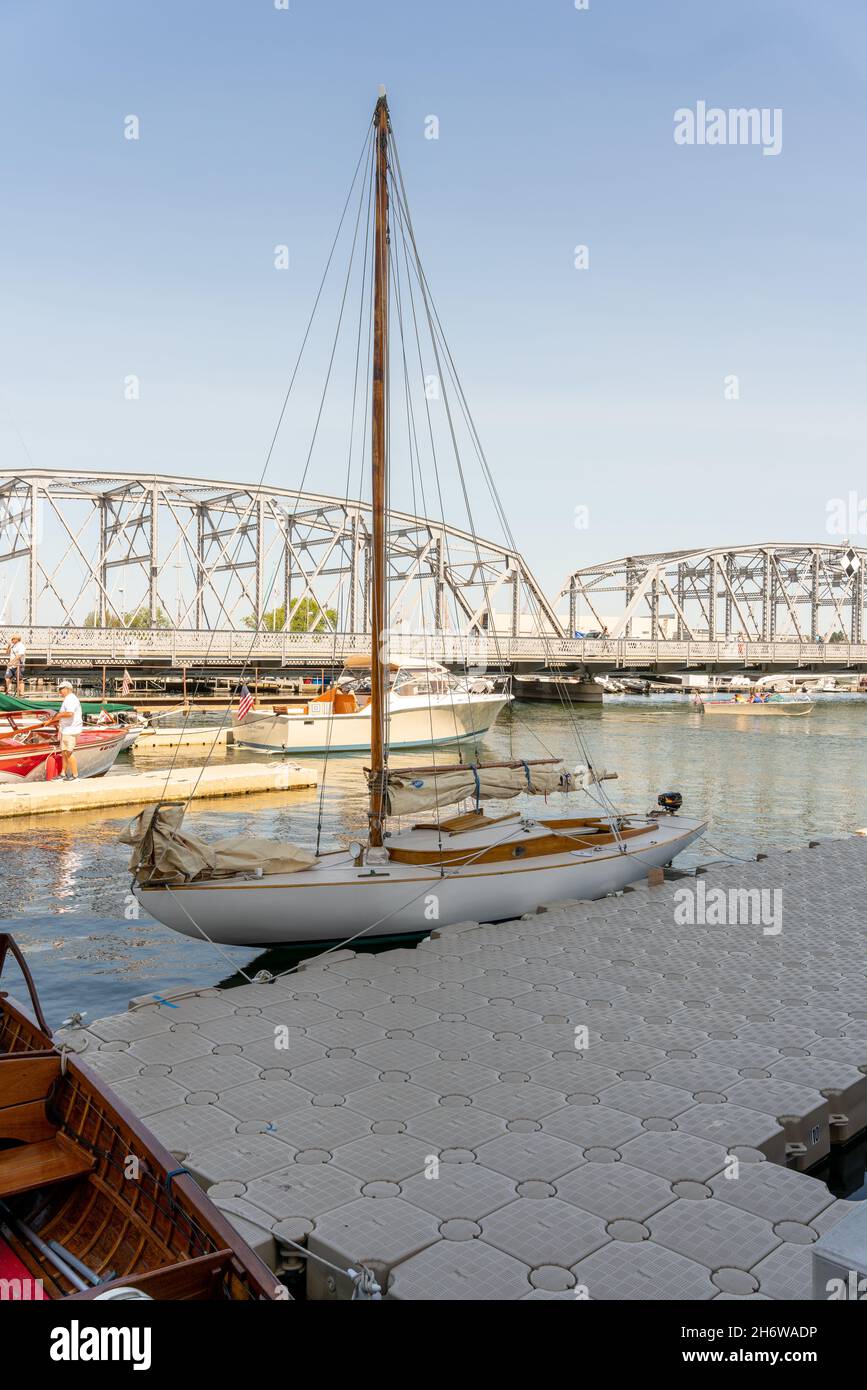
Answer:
[
  {"left": 336, "top": 664, "right": 454, "bottom": 697},
  {"left": 391, "top": 667, "right": 451, "bottom": 697}
]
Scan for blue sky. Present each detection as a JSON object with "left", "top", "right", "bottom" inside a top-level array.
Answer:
[{"left": 1, "top": 0, "right": 865, "bottom": 597}]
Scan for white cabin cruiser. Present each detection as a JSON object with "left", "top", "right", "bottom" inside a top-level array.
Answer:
[{"left": 231, "top": 655, "right": 509, "bottom": 754}]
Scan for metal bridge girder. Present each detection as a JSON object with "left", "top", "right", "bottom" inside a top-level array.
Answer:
[
  {"left": 0, "top": 468, "right": 557, "bottom": 642},
  {"left": 561, "top": 542, "right": 867, "bottom": 646}
]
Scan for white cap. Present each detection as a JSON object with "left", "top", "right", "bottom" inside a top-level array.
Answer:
[{"left": 58, "top": 678, "right": 73, "bottom": 689}]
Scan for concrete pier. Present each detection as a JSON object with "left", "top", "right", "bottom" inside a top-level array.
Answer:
[
  {"left": 58, "top": 836, "right": 867, "bottom": 1300},
  {"left": 0, "top": 761, "right": 317, "bottom": 820}
]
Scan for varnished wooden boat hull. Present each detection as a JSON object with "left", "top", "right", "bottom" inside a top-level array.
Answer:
[{"left": 0, "top": 939, "right": 282, "bottom": 1300}]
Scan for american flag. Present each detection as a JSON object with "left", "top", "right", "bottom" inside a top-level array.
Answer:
[
  {"left": 121, "top": 668, "right": 132, "bottom": 696},
  {"left": 237, "top": 684, "right": 254, "bottom": 721}
]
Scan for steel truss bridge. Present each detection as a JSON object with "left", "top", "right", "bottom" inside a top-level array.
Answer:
[
  {"left": 2, "top": 473, "right": 867, "bottom": 673},
  {"left": 0, "top": 469, "right": 561, "bottom": 667},
  {"left": 563, "top": 543, "right": 867, "bottom": 650}
]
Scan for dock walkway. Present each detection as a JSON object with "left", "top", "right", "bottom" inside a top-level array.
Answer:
[
  {"left": 59, "top": 837, "right": 867, "bottom": 1300},
  {"left": 0, "top": 761, "right": 317, "bottom": 820}
]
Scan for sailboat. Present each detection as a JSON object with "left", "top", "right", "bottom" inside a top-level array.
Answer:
[{"left": 127, "top": 93, "right": 706, "bottom": 947}]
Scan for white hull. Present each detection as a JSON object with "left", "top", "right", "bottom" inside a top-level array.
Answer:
[
  {"left": 136, "top": 813, "right": 706, "bottom": 946},
  {"left": 703, "top": 699, "right": 813, "bottom": 717},
  {"left": 231, "top": 692, "right": 509, "bottom": 754}
]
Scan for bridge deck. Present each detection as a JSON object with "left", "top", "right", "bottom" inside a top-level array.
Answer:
[{"left": 5, "top": 628, "right": 867, "bottom": 672}]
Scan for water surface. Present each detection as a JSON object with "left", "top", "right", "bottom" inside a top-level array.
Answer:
[{"left": 4, "top": 696, "right": 867, "bottom": 1029}]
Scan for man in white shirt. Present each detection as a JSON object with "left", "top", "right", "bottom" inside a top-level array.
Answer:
[
  {"left": 4, "top": 635, "right": 26, "bottom": 696},
  {"left": 45, "top": 678, "right": 83, "bottom": 780}
]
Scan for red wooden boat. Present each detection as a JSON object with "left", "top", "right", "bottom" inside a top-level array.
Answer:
[
  {"left": 0, "top": 935, "right": 283, "bottom": 1300},
  {"left": 0, "top": 712, "right": 127, "bottom": 782}
]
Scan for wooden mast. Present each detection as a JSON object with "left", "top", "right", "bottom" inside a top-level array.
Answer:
[{"left": 368, "top": 90, "right": 390, "bottom": 849}]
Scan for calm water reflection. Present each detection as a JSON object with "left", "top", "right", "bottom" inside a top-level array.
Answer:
[{"left": 3, "top": 696, "right": 867, "bottom": 1028}]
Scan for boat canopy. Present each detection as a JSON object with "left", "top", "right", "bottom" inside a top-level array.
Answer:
[
  {"left": 0, "top": 693, "right": 133, "bottom": 715},
  {"left": 371, "top": 761, "right": 566, "bottom": 817},
  {"left": 121, "top": 804, "right": 316, "bottom": 885},
  {"left": 341, "top": 653, "right": 449, "bottom": 673}
]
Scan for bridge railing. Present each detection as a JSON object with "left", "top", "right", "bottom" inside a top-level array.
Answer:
[{"left": 4, "top": 626, "right": 867, "bottom": 668}]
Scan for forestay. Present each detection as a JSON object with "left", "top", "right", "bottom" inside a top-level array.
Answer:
[{"left": 121, "top": 803, "right": 316, "bottom": 885}]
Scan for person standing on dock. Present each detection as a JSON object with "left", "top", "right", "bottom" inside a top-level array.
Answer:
[
  {"left": 4, "top": 635, "right": 26, "bottom": 696},
  {"left": 43, "top": 679, "right": 83, "bottom": 780}
]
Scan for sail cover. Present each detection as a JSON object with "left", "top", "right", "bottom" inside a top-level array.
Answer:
[
  {"left": 120, "top": 804, "right": 316, "bottom": 885},
  {"left": 374, "top": 763, "right": 566, "bottom": 818}
]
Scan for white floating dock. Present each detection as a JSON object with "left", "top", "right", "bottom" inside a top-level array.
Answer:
[
  {"left": 59, "top": 837, "right": 867, "bottom": 1300},
  {"left": 0, "top": 761, "right": 317, "bottom": 819},
  {"left": 133, "top": 725, "right": 232, "bottom": 751}
]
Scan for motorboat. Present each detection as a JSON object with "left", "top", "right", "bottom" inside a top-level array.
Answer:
[
  {"left": 701, "top": 695, "right": 813, "bottom": 717},
  {"left": 231, "top": 655, "right": 510, "bottom": 753},
  {"left": 512, "top": 669, "right": 601, "bottom": 703},
  {"left": 0, "top": 713, "right": 128, "bottom": 782}
]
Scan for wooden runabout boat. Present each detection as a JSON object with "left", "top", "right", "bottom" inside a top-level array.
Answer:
[
  {"left": 0, "top": 712, "right": 128, "bottom": 782},
  {"left": 0, "top": 935, "right": 282, "bottom": 1300}
]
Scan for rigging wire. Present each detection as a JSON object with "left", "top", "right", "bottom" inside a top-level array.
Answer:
[
  {"left": 388, "top": 130, "right": 629, "bottom": 841},
  {"left": 314, "top": 131, "right": 376, "bottom": 857},
  {"left": 146, "top": 121, "right": 377, "bottom": 822}
]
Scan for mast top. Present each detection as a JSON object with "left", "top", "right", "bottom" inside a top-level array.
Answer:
[{"left": 378, "top": 84, "right": 386, "bottom": 97}]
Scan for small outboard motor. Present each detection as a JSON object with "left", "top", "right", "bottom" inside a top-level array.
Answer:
[{"left": 657, "top": 791, "right": 683, "bottom": 814}]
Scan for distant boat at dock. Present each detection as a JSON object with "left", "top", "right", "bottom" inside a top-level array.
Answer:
[
  {"left": 701, "top": 695, "right": 814, "bottom": 717},
  {"left": 231, "top": 655, "right": 510, "bottom": 754},
  {"left": 512, "top": 669, "right": 602, "bottom": 703}
]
